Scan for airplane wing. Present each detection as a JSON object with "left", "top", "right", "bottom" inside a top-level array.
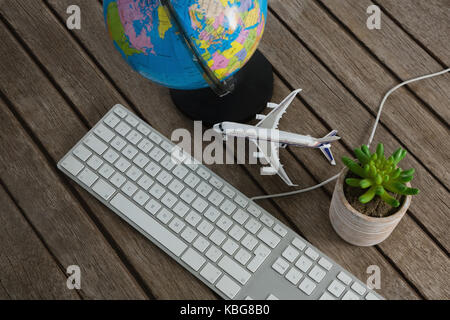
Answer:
[
  {"left": 256, "top": 89, "right": 302, "bottom": 130},
  {"left": 250, "top": 139, "right": 297, "bottom": 187}
]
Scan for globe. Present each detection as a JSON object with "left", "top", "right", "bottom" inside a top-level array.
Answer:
[{"left": 104, "top": 0, "right": 267, "bottom": 90}]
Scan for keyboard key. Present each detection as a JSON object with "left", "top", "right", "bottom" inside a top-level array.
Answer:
[
  {"left": 113, "top": 106, "right": 127, "bottom": 118},
  {"left": 342, "top": 290, "right": 360, "bottom": 300},
  {"left": 234, "top": 195, "right": 248, "bottom": 208},
  {"left": 247, "top": 205, "right": 261, "bottom": 217},
  {"left": 204, "top": 207, "right": 220, "bottom": 222},
  {"left": 160, "top": 155, "right": 176, "bottom": 171},
  {"left": 110, "top": 194, "right": 187, "bottom": 256},
  {"left": 193, "top": 236, "right": 210, "bottom": 252},
  {"left": 122, "top": 145, "right": 138, "bottom": 160},
  {"left": 126, "top": 130, "right": 142, "bottom": 145},
  {"left": 209, "top": 229, "right": 226, "bottom": 246},
  {"left": 218, "top": 255, "right": 251, "bottom": 285},
  {"left": 73, "top": 145, "right": 92, "bottom": 161},
  {"left": 337, "top": 271, "right": 353, "bottom": 285},
  {"left": 186, "top": 211, "right": 202, "bottom": 227},
  {"left": 229, "top": 225, "right": 245, "bottom": 241},
  {"left": 217, "top": 216, "right": 233, "bottom": 231},
  {"left": 115, "top": 122, "right": 131, "bottom": 136},
  {"left": 318, "top": 257, "right": 333, "bottom": 271},
  {"left": 168, "top": 179, "right": 184, "bottom": 195},
  {"left": 156, "top": 170, "right": 173, "bottom": 186},
  {"left": 285, "top": 267, "right": 302, "bottom": 285},
  {"left": 136, "top": 123, "right": 150, "bottom": 136},
  {"left": 144, "top": 199, "right": 161, "bottom": 215},
  {"left": 257, "top": 227, "right": 281, "bottom": 248},
  {"left": 125, "top": 114, "right": 139, "bottom": 127},
  {"left": 181, "top": 248, "right": 205, "bottom": 271},
  {"left": 60, "top": 155, "right": 84, "bottom": 176},
  {"left": 137, "top": 174, "right": 153, "bottom": 190},
  {"left": 110, "top": 172, "right": 126, "bottom": 188},
  {"left": 260, "top": 214, "right": 274, "bottom": 227},
  {"left": 209, "top": 176, "right": 223, "bottom": 189},
  {"left": 247, "top": 244, "right": 271, "bottom": 272},
  {"left": 295, "top": 255, "right": 313, "bottom": 273},
  {"left": 181, "top": 188, "right": 196, "bottom": 204},
  {"left": 157, "top": 208, "right": 173, "bottom": 224},
  {"left": 169, "top": 217, "right": 186, "bottom": 233},
  {"left": 216, "top": 275, "right": 240, "bottom": 299},
  {"left": 272, "top": 257, "right": 289, "bottom": 275},
  {"left": 305, "top": 247, "right": 319, "bottom": 261},
  {"left": 235, "top": 248, "right": 251, "bottom": 265},
  {"left": 160, "top": 141, "right": 173, "bottom": 153},
  {"left": 88, "top": 154, "right": 104, "bottom": 170},
  {"left": 104, "top": 113, "right": 120, "bottom": 128},
  {"left": 273, "top": 224, "right": 288, "bottom": 237},
  {"left": 192, "top": 197, "right": 208, "bottom": 213},
  {"left": 200, "top": 263, "right": 222, "bottom": 284},
  {"left": 241, "top": 234, "right": 258, "bottom": 251},
  {"left": 205, "top": 245, "right": 223, "bottom": 263},
  {"left": 222, "top": 239, "right": 239, "bottom": 255},
  {"left": 180, "top": 227, "right": 198, "bottom": 243},
  {"left": 208, "top": 191, "right": 224, "bottom": 206},
  {"left": 137, "top": 138, "right": 153, "bottom": 153},
  {"left": 161, "top": 192, "right": 177, "bottom": 208},
  {"left": 196, "top": 181, "right": 212, "bottom": 197},
  {"left": 197, "top": 220, "right": 214, "bottom": 236},
  {"left": 282, "top": 245, "right": 300, "bottom": 263},
  {"left": 309, "top": 265, "right": 326, "bottom": 283},
  {"left": 299, "top": 277, "right": 316, "bottom": 296},
  {"left": 220, "top": 199, "right": 236, "bottom": 215},
  {"left": 149, "top": 183, "right": 165, "bottom": 199},
  {"left": 149, "top": 147, "right": 164, "bottom": 162},
  {"left": 197, "top": 167, "right": 210, "bottom": 180},
  {"left": 77, "top": 168, "right": 98, "bottom": 187},
  {"left": 149, "top": 132, "right": 162, "bottom": 144},
  {"left": 320, "top": 292, "right": 335, "bottom": 300},
  {"left": 126, "top": 165, "right": 142, "bottom": 181},
  {"left": 133, "top": 190, "right": 150, "bottom": 206},
  {"left": 173, "top": 165, "right": 189, "bottom": 180},
  {"left": 244, "top": 218, "right": 261, "bottom": 234},
  {"left": 103, "top": 148, "right": 119, "bottom": 163},
  {"left": 99, "top": 164, "right": 115, "bottom": 179},
  {"left": 292, "top": 238, "right": 306, "bottom": 251},
  {"left": 222, "top": 186, "right": 235, "bottom": 198},
  {"left": 145, "top": 162, "right": 161, "bottom": 177},
  {"left": 233, "top": 209, "right": 249, "bottom": 225},
  {"left": 92, "top": 179, "right": 116, "bottom": 200},
  {"left": 351, "top": 282, "right": 367, "bottom": 296},
  {"left": 115, "top": 157, "right": 131, "bottom": 172},
  {"left": 184, "top": 173, "right": 200, "bottom": 188},
  {"left": 94, "top": 123, "right": 115, "bottom": 142},
  {"left": 328, "top": 280, "right": 346, "bottom": 298},
  {"left": 111, "top": 136, "right": 127, "bottom": 151},
  {"left": 173, "top": 202, "right": 189, "bottom": 217},
  {"left": 122, "top": 181, "right": 138, "bottom": 197},
  {"left": 84, "top": 134, "right": 108, "bottom": 155}
]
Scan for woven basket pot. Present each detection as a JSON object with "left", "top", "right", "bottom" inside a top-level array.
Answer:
[{"left": 330, "top": 168, "right": 411, "bottom": 246}]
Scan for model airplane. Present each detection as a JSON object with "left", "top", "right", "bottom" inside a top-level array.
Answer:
[{"left": 213, "top": 89, "right": 341, "bottom": 186}]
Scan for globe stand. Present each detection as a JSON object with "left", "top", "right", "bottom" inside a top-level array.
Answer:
[{"left": 169, "top": 50, "right": 273, "bottom": 126}]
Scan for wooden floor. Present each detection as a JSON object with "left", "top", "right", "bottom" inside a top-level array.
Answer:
[{"left": 0, "top": 0, "right": 448, "bottom": 300}]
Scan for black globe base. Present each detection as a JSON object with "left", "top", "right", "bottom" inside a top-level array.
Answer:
[{"left": 169, "top": 50, "right": 274, "bottom": 127}]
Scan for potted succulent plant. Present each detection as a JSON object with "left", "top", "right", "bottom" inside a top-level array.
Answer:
[{"left": 330, "top": 143, "right": 419, "bottom": 246}]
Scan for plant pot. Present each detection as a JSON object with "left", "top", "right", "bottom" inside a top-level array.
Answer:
[{"left": 329, "top": 168, "right": 411, "bottom": 246}]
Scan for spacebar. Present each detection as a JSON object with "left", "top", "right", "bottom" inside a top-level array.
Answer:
[{"left": 110, "top": 193, "right": 187, "bottom": 257}]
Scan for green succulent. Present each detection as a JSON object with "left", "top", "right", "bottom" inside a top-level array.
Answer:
[{"left": 342, "top": 143, "right": 419, "bottom": 207}]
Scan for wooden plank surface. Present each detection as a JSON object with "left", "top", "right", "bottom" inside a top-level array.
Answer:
[
  {"left": 259, "top": 9, "right": 450, "bottom": 253},
  {"left": 376, "top": 0, "right": 450, "bottom": 66},
  {"left": 0, "top": 183, "right": 79, "bottom": 299},
  {"left": 0, "top": 0, "right": 448, "bottom": 300},
  {"left": 268, "top": 0, "right": 450, "bottom": 189},
  {"left": 44, "top": 0, "right": 423, "bottom": 299},
  {"left": 319, "top": 0, "right": 450, "bottom": 125}
]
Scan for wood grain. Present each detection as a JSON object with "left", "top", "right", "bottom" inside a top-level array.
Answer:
[
  {"left": 376, "top": 0, "right": 450, "bottom": 66},
  {"left": 320, "top": 0, "right": 450, "bottom": 125},
  {"left": 259, "top": 9, "right": 450, "bottom": 252},
  {"left": 268, "top": 0, "right": 450, "bottom": 188},
  {"left": 0, "top": 183, "right": 79, "bottom": 300}
]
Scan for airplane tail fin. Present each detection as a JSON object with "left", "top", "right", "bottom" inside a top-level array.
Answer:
[{"left": 318, "top": 130, "right": 338, "bottom": 165}]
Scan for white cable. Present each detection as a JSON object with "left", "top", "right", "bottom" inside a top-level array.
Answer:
[{"left": 251, "top": 68, "right": 450, "bottom": 201}]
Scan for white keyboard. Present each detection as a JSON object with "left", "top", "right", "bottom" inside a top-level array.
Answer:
[{"left": 58, "top": 104, "right": 383, "bottom": 300}]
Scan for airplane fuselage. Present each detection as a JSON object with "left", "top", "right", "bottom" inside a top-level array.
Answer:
[{"left": 217, "top": 122, "right": 322, "bottom": 148}]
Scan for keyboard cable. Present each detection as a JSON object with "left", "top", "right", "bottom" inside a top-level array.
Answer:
[{"left": 251, "top": 67, "right": 450, "bottom": 201}]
